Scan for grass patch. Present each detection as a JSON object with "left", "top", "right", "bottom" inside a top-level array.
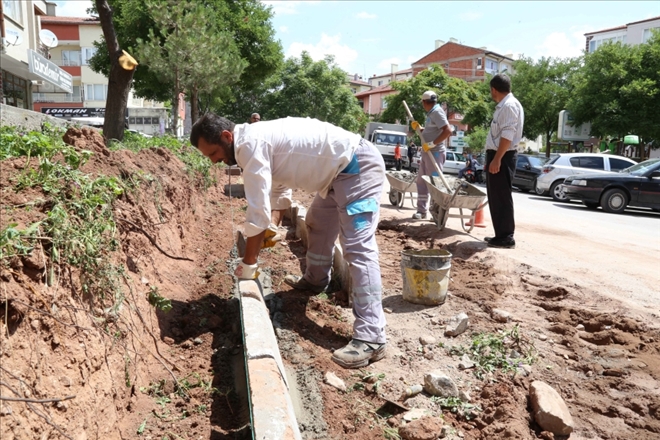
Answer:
[{"left": 431, "top": 395, "right": 481, "bottom": 420}]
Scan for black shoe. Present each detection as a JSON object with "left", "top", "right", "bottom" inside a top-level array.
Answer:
[
  {"left": 484, "top": 236, "right": 494, "bottom": 243},
  {"left": 487, "top": 238, "right": 515, "bottom": 249}
]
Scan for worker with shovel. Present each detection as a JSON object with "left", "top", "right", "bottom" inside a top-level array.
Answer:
[
  {"left": 190, "top": 113, "right": 388, "bottom": 369},
  {"left": 411, "top": 91, "right": 453, "bottom": 219}
]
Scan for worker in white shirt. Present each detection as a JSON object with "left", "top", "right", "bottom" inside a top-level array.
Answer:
[{"left": 190, "top": 113, "right": 387, "bottom": 369}]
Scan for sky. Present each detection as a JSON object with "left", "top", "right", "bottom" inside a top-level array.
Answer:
[{"left": 56, "top": 1, "right": 659, "bottom": 79}]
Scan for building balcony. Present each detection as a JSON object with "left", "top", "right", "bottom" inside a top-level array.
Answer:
[{"left": 33, "top": 93, "right": 82, "bottom": 103}]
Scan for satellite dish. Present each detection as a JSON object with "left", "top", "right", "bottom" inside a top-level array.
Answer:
[
  {"left": 39, "top": 29, "right": 59, "bottom": 48},
  {"left": 5, "top": 28, "right": 23, "bottom": 46}
]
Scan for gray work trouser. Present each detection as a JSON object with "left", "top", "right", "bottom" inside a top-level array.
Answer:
[
  {"left": 415, "top": 150, "right": 446, "bottom": 214},
  {"left": 303, "top": 140, "right": 387, "bottom": 344}
]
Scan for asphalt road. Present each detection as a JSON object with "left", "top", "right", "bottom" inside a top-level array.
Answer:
[{"left": 380, "top": 172, "right": 660, "bottom": 315}]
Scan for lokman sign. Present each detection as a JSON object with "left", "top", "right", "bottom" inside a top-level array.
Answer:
[{"left": 28, "top": 49, "right": 73, "bottom": 93}]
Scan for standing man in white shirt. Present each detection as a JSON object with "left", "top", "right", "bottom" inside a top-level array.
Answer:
[
  {"left": 411, "top": 91, "right": 453, "bottom": 219},
  {"left": 190, "top": 113, "right": 387, "bottom": 369},
  {"left": 484, "top": 74, "right": 524, "bottom": 249}
]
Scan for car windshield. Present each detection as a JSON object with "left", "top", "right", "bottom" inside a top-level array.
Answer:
[{"left": 621, "top": 158, "right": 660, "bottom": 176}]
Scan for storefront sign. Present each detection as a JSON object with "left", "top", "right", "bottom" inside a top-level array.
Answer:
[
  {"left": 41, "top": 107, "right": 106, "bottom": 118},
  {"left": 28, "top": 49, "right": 73, "bottom": 93}
]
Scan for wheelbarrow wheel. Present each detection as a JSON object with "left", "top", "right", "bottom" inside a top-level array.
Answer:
[{"left": 389, "top": 190, "right": 402, "bottom": 206}]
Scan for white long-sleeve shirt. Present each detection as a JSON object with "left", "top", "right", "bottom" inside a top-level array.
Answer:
[{"left": 233, "top": 117, "right": 361, "bottom": 237}]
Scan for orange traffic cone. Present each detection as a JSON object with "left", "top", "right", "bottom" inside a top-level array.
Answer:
[{"left": 466, "top": 206, "right": 487, "bottom": 228}]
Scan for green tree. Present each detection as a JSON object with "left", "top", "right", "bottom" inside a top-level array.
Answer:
[
  {"left": 260, "top": 52, "right": 367, "bottom": 132},
  {"left": 569, "top": 33, "right": 660, "bottom": 152},
  {"left": 465, "top": 126, "right": 488, "bottom": 154},
  {"left": 136, "top": 1, "right": 246, "bottom": 126},
  {"left": 511, "top": 56, "right": 581, "bottom": 157},
  {"left": 89, "top": 0, "right": 282, "bottom": 117},
  {"left": 380, "top": 65, "right": 491, "bottom": 131}
]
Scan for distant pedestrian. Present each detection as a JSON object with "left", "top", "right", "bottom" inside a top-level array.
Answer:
[
  {"left": 484, "top": 74, "right": 524, "bottom": 249},
  {"left": 394, "top": 142, "right": 402, "bottom": 171},
  {"left": 410, "top": 91, "right": 452, "bottom": 219},
  {"left": 250, "top": 113, "right": 261, "bottom": 123},
  {"left": 407, "top": 142, "right": 416, "bottom": 170}
]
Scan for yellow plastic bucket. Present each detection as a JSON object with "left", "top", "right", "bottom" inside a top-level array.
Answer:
[{"left": 400, "top": 249, "right": 452, "bottom": 306}]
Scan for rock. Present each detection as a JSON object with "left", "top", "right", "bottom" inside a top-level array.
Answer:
[
  {"left": 491, "top": 309, "right": 511, "bottom": 323},
  {"left": 529, "top": 380, "right": 574, "bottom": 435},
  {"left": 141, "top": 277, "right": 150, "bottom": 284},
  {"left": 163, "top": 337, "right": 175, "bottom": 345},
  {"left": 419, "top": 335, "right": 436, "bottom": 346},
  {"left": 181, "top": 340, "right": 193, "bottom": 349},
  {"left": 424, "top": 351, "right": 434, "bottom": 360},
  {"left": 517, "top": 364, "right": 533, "bottom": 377},
  {"left": 0, "top": 404, "right": 12, "bottom": 415},
  {"left": 402, "top": 408, "right": 432, "bottom": 422},
  {"left": 193, "top": 337, "right": 203, "bottom": 345},
  {"left": 423, "top": 371, "right": 459, "bottom": 398},
  {"left": 445, "top": 312, "right": 469, "bottom": 337},
  {"left": 459, "top": 390, "right": 471, "bottom": 403},
  {"left": 324, "top": 371, "right": 346, "bottom": 392},
  {"left": 384, "top": 307, "right": 393, "bottom": 314},
  {"left": 538, "top": 334, "right": 548, "bottom": 341},
  {"left": 576, "top": 324, "right": 585, "bottom": 331},
  {"left": 458, "top": 354, "right": 475, "bottom": 370},
  {"left": 30, "top": 319, "right": 41, "bottom": 331},
  {"left": 399, "top": 416, "right": 444, "bottom": 440},
  {"left": 60, "top": 376, "right": 72, "bottom": 387}
]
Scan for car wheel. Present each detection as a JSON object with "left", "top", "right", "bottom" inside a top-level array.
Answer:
[
  {"left": 535, "top": 184, "right": 546, "bottom": 196},
  {"left": 389, "top": 190, "right": 402, "bottom": 206},
  {"left": 601, "top": 188, "right": 628, "bottom": 214},
  {"left": 583, "top": 201, "right": 599, "bottom": 209},
  {"left": 550, "top": 181, "right": 569, "bottom": 202}
]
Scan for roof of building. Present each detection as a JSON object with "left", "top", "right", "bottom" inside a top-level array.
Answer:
[
  {"left": 369, "top": 68, "right": 413, "bottom": 79},
  {"left": 585, "top": 15, "right": 660, "bottom": 36},
  {"left": 354, "top": 84, "right": 394, "bottom": 98},
  {"left": 348, "top": 78, "right": 370, "bottom": 86},
  {"left": 41, "top": 16, "right": 100, "bottom": 25}
]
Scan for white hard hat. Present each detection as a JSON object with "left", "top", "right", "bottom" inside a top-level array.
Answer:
[{"left": 421, "top": 90, "right": 437, "bottom": 102}]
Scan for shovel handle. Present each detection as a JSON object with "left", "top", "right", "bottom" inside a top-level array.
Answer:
[{"left": 402, "top": 100, "right": 452, "bottom": 194}]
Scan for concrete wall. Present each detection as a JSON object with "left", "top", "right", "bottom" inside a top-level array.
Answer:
[{"left": 1, "top": 103, "right": 71, "bottom": 130}]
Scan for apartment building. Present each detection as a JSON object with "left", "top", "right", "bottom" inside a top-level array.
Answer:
[
  {"left": 37, "top": 14, "right": 168, "bottom": 135},
  {"left": 412, "top": 38, "right": 514, "bottom": 82},
  {"left": 367, "top": 64, "right": 413, "bottom": 88},
  {"left": 585, "top": 16, "right": 660, "bottom": 53},
  {"left": 1, "top": 0, "right": 71, "bottom": 109}
]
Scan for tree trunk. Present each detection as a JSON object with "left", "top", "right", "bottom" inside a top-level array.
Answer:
[
  {"left": 191, "top": 86, "right": 199, "bottom": 125},
  {"left": 546, "top": 131, "right": 552, "bottom": 158},
  {"left": 96, "top": 0, "right": 134, "bottom": 143}
]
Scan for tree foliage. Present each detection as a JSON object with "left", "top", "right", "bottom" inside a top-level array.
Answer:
[
  {"left": 136, "top": 1, "right": 246, "bottom": 124},
  {"left": 380, "top": 65, "right": 492, "bottom": 131},
  {"left": 511, "top": 56, "right": 580, "bottom": 153},
  {"left": 89, "top": 0, "right": 282, "bottom": 111},
  {"left": 569, "top": 33, "right": 660, "bottom": 142},
  {"left": 259, "top": 52, "right": 367, "bottom": 133}
]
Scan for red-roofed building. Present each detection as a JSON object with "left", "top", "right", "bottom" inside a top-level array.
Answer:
[
  {"left": 585, "top": 16, "right": 660, "bottom": 52},
  {"left": 411, "top": 39, "right": 514, "bottom": 82}
]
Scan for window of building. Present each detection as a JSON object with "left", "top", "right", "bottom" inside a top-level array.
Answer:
[
  {"left": 377, "top": 80, "right": 383, "bottom": 86},
  {"left": 62, "top": 50, "right": 81, "bottom": 66},
  {"left": 81, "top": 47, "right": 97, "bottom": 65},
  {"left": 485, "top": 59, "right": 499, "bottom": 74},
  {"left": 381, "top": 100, "right": 388, "bottom": 110},
  {"left": 3, "top": 0, "right": 22, "bottom": 25},
  {"left": 64, "top": 85, "right": 81, "bottom": 102},
  {"left": 129, "top": 117, "right": 136, "bottom": 125},
  {"left": 643, "top": 27, "right": 660, "bottom": 43},
  {"left": 85, "top": 84, "right": 107, "bottom": 101},
  {"left": 2, "top": 69, "right": 28, "bottom": 108},
  {"left": 135, "top": 117, "right": 143, "bottom": 125},
  {"left": 476, "top": 58, "right": 482, "bottom": 69},
  {"left": 588, "top": 35, "right": 626, "bottom": 53}
]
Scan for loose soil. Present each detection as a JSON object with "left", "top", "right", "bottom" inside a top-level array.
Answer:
[{"left": 1, "top": 129, "right": 659, "bottom": 440}]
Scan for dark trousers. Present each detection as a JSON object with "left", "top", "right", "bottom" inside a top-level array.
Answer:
[{"left": 486, "top": 150, "right": 517, "bottom": 240}]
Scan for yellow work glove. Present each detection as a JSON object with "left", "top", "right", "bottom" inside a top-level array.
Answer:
[
  {"left": 234, "top": 260, "right": 259, "bottom": 280},
  {"left": 411, "top": 121, "right": 421, "bottom": 131},
  {"left": 422, "top": 142, "right": 435, "bottom": 152},
  {"left": 262, "top": 223, "right": 282, "bottom": 249}
]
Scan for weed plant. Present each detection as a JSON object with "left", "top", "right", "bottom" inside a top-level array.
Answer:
[{"left": 449, "top": 324, "right": 537, "bottom": 380}]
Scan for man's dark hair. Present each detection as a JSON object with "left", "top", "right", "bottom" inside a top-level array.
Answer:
[
  {"left": 490, "top": 74, "right": 511, "bottom": 94},
  {"left": 190, "top": 113, "right": 235, "bottom": 147}
]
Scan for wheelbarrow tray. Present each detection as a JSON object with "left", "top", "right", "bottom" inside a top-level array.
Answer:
[
  {"left": 386, "top": 171, "right": 418, "bottom": 209},
  {"left": 421, "top": 175, "right": 488, "bottom": 232}
]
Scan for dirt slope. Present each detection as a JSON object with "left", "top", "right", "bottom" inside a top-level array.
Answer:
[{"left": 1, "top": 127, "right": 659, "bottom": 440}]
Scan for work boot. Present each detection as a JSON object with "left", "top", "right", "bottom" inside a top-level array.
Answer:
[
  {"left": 484, "top": 236, "right": 494, "bottom": 242},
  {"left": 283, "top": 275, "right": 328, "bottom": 294},
  {"left": 487, "top": 237, "right": 515, "bottom": 249},
  {"left": 331, "top": 339, "right": 387, "bottom": 369},
  {"left": 412, "top": 212, "right": 427, "bottom": 220}
]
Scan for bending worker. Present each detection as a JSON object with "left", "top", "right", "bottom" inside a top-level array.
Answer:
[
  {"left": 190, "top": 113, "right": 387, "bottom": 369},
  {"left": 411, "top": 91, "right": 453, "bottom": 219}
]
